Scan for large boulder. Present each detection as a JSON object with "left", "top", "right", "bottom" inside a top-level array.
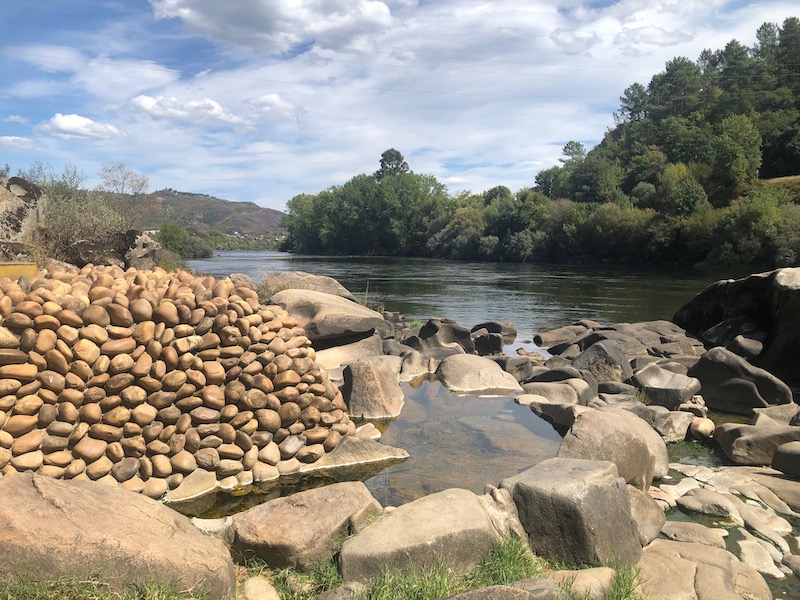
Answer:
[
  {"left": 342, "top": 359, "right": 405, "bottom": 419},
  {"left": 0, "top": 473, "right": 235, "bottom": 598},
  {"left": 673, "top": 267, "right": 800, "bottom": 387},
  {"left": 269, "top": 289, "right": 384, "bottom": 342},
  {"left": 339, "top": 488, "right": 501, "bottom": 583},
  {"left": 627, "top": 484, "right": 666, "bottom": 546},
  {"left": 687, "top": 346, "right": 792, "bottom": 414},
  {"left": 436, "top": 354, "right": 522, "bottom": 394},
  {"left": 557, "top": 409, "right": 659, "bottom": 489},
  {"left": 714, "top": 422, "right": 800, "bottom": 465},
  {"left": 499, "top": 458, "right": 641, "bottom": 566},
  {"left": 260, "top": 271, "right": 356, "bottom": 301},
  {"left": 0, "top": 176, "right": 44, "bottom": 246},
  {"left": 231, "top": 481, "right": 381, "bottom": 571},
  {"left": 637, "top": 540, "right": 771, "bottom": 600}
]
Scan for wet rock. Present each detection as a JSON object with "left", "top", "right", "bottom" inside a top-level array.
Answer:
[
  {"left": 660, "top": 521, "right": 727, "bottom": 548},
  {"left": 676, "top": 487, "right": 744, "bottom": 526},
  {"left": 405, "top": 317, "right": 475, "bottom": 355}
]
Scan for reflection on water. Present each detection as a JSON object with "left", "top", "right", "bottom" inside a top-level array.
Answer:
[
  {"left": 189, "top": 251, "right": 742, "bottom": 345},
  {"left": 364, "top": 379, "right": 562, "bottom": 507},
  {"left": 184, "top": 252, "right": 741, "bottom": 510}
]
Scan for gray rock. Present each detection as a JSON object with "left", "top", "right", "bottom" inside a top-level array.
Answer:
[
  {"left": 472, "top": 331, "right": 505, "bottom": 356},
  {"left": 676, "top": 487, "right": 744, "bottom": 526},
  {"left": 436, "top": 354, "right": 522, "bottom": 394},
  {"left": 570, "top": 339, "right": 632, "bottom": 383},
  {"left": 627, "top": 484, "right": 666, "bottom": 545},
  {"left": 522, "top": 398, "right": 590, "bottom": 435},
  {"left": 533, "top": 324, "right": 587, "bottom": 349},
  {"left": 339, "top": 488, "right": 501, "bottom": 583},
  {"left": 631, "top": 363, "right": 701, "bottom": 410},
  {"left": 405, "top": 317, "right": 475, "bottom": 354},
  {"left": 314, "top": 332, "right": 384, "bottom": 381},
  {"left": 715, "top": 422, "right": 800, "bottom": 465},
  {"left": 500, "top": 458, "right": 641, "bottom": 566},
  {"left": 753, "top": 403, "right": 800, "bottom": 425},
  {"left": 260, "top": 271, "right": 356, "bottom": 301},
  {"left": 638, "top": 540, "right": 771, "bottom": 600},
  {"left": 491, "top": 356, "right": 540, "bottom": 383},
  {"left": 673, "top": 267, "right": 800, "bottom": 387},
  {"left": 536, "top": 567, "right": 615, "bottom": 600},
  {"left": 687, "top": 346, "right": 793, "bottom": 414},
  {"left": 0, "top": 473, "right": 235, "bottom": 599},
  {"left": 660, "top": 521, "right": 727, "bottom": 548},
  {"left": 270, "top": 289, "right": 384, "bottom": 342},
  {"left": 242, "top": 575, "right": 281, "bottom": 600},
  {"left": 399, "top": 349, "right": 429, "bottom": 381},
  {"left": 746, "top": 469, "right": 800, "bottom": 512},
  {"left": 232, "top": 481, "right": 382, "bottom": 571},
  {"left": 772, "top": 441, "right": 800, "bottom": 478},
  {"left": 448, "top": 586, "right": 545, "bottom": 599},
  {"left": 342, "top": 360, "right": 405, "bottom": 419},
  {"left": 520, "top": 381, "right": 579, "bottom": 405}
]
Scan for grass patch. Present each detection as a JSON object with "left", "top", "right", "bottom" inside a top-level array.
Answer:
[
  {"left": 610, "top": 565, "right": 643, "bottom": 600},
  {"left": 0, "top": 574, "right": 210, "bottom": 600},
  {"left": 240, "top": 554, "right": 343, "bottom": 600}
]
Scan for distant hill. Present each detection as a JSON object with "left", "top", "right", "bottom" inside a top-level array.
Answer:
[{"left": 135, "top": 189, "right": 286, "bottom": 241}]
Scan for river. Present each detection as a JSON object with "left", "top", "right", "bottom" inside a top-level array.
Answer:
[{"left": 187, "top": 251, "right": 740, "bottom": 506}]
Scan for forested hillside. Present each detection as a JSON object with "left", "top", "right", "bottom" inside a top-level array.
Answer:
[{"left": 284, "top": 18, "right": 800, "bottom": 268}]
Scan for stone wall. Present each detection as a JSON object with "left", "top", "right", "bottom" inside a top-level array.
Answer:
[{"left": 0, "top": 264, "right": 354, "bottom": 498}]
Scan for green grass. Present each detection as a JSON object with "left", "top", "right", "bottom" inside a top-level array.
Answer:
[
  {"left": 610, "top": 565, "right": 644, "bottom": 600},
  {"left": 0, "top": 575, "right": 210, "bottom": 600}
]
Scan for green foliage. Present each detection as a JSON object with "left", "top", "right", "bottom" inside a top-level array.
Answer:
[
  {"left": 156, "top": 223, "right": 213, "bottom": 259},
  {"left": 609, "top": 566, "right": 644, "bottom": 600},
  {"left": 374, "top": 148, "right": 411, "bottom": 181}
]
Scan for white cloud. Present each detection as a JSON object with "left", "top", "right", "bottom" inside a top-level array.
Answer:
[
  {"left": 148, "top": 0, "right": 393, "bottom": 51},
  {"left": 131, "top": 95, "right": 248, "bottom": 125},
  {"left": 41, "top": 114, "right": 126, "bottom": 140},
  {"left": 4, "top": 115, "right": 29, "bottom": 125},
  {"left": 0, "top": 136, "right": 34, "bottom": 150}
]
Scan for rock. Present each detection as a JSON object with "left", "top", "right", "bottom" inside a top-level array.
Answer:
[
  {"left": 0, "top": 177, "right": 44, "bottom": 246},
  {"left": 638, "top": 540, "right": 771, "bottom": 600},
  {"left": 533, "top": 324, "right": 587, "bottom": 349},
  {"left": 753, "top": 403, "right": 800, "bottom": 425},
  {"left": 499, "top": 458, "right": 641, "bottom": 566},
  {"left": 339, "top": 488, "right": 501, "bottom": 583},
  {"left": 269, "top": 289, "right": 384, "bottom": 342},
  {"left": 661, "top": 521, "right": 727, "bottom": 548},
  {"left": 260, "top": 271, "right": 356, "bottom": 301},
  {"left": 715, "top": 422, "right": 800, "bottom": 465},
  {"left": 523, "top": 398, "right": 590, "bottom": 435},
  {"left": 557, "top": 409, "right": 660, "bottom": 489},
  {"left": 538, "top": 567, "right": 615, "bottom": 600},
  {"left": 622, "top": 403, "right": 693, "bottom": 442},
  {"left": 631, "top": 363, "right": 701, "bottom": 410},
  {"left": 725, "top": 493, "right": 792, "bottom": 554},
  {"left": 0, "top": 473, "right": 234, "bottom": 598},
  {"left": 690, "top": 417, "right": 716, "bottom": 440},
  {"left": 242, "top": 575, "right": 281, "bottom": 600},
  {"left": 673, "top": 267, "right": 800, "bottom": 387},
  {"left": 735, "top": 531, "right": 785, "bottom": 579},
  {"left": 782, "top": 554, "right": 800, "bottom": 578},
  {"left": 746, "top": 469, "right": 800, "bottom": 512},
  {"left": 436, "top": 354, "right": 522, "bottom": 394},
  {"left": 772, "top": 441, "right": 800, "bottom": 478},
  {"left": 124, "top": 231, "right": 161, "bottom": 270},
  {"left": 232, "top": 481, "right": 381, "bottom": 571},
  {"left": 676, "top": 487, "right": 744, "bottom": 526},
  {"left": 570, "top": 339, "right": 632, "bottom": 383},
  {"left": 472, "top": 331, "right": 504, "bottom": 356},
  {"left": 314, "top": 332, "right": 384, "bottom": 381},
  {"left": 191, "top": 516, "right": 235, "bottom": 546},
  {"left": 342, "top": 360, "right": 405, "bottom": 419},
  {"left": 405, "top": 317, "right": 476, "bottom": 354},
  {"left": 687, "top": 346, "right": 792, "bottom": 414},
  {"left": 627, "top": 484, "right": 666, "bottom": 545},
  {"left": 519, "top": 381, "right": 579, "bottom": 405}
]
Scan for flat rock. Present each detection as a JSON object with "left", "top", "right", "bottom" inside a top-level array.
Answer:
[
  {"left": 0, "top": 473, "right": 235, "bottom": 599},
  {"left": 436, "top": 354, "right": 522, "bottom": 394},
  {"left": 631, "top": 363, "right": 701, "bottom": 410},
  {"left": 261, "top": 271, "right": 356, "bottom": 301},
  {"left": 661, "top": 521, "right": 727, "bottom": 548},
  {"left": 339, "top": 488, "right": 501, "bottom": 583},
  {"left": 715, "top": 422, "right": 800, "bottom": 465},
  {"left": 232, "top": 481, "right": 381, "bottom": 571},
  {"left": 269, "top": 289, "right": 384, "bottom": 342},
  {"left": 676, "top": 487, "right": 744, "bottom": 526},
  {"left": 638, "top": 540, "right": 771, "bottom": 600}
]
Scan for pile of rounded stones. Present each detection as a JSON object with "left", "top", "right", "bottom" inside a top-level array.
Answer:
[{"left": 0, "top": 264, "right": 354, "bottom": 499}]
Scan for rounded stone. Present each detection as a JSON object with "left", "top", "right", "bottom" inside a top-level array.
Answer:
[
  {"left": 86, "top": 456, "right": 114, "bottom": 479},
  {"left": 170, "top": 450, "right": 197, "bottom": 473},
  {"left": 11, "top": 450, "right": 43, "bottom": 471},
  {"left": 72, "top": 436, "right": 107, "bottom": 462},
  {"left": 690, "top": 417, "right": 715, "bottom": 440},
  {"left": 151, "top": 454, "right": 173, "bottom": 477},
  {"left": 3, "top": 414, "right": 38, "bottom": 437}
]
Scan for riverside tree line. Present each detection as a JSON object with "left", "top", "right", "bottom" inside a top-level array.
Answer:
[{"left": 282, "top": 18, "right": 800, "bottom": 268}]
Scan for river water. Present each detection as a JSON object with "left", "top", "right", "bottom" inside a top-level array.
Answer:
[{"left": 187, "top": 251, "right": 740, "bottom": 506}]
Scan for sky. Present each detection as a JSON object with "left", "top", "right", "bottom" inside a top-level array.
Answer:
[{"left": 1, "top": 1, "right": 798, "bottom": 212}]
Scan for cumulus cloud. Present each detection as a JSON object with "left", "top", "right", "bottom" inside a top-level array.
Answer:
[
  {"left": 4, "top": 115, "right": 29, "bottom": 125},
  {"left": 131, "top": 95, "right": 249, "bottom": 126},
  {"left": 148, "top": 0, "right": 393, "bottom": 52},
  {"left": 0, "top": 136, "right": 34, "bottom": 150},
  {"left": 41, "top": 114, "right": 125, "bottom": 140},
  {"left": 550, "top": 28, "right": 601, "bottom": 55}
]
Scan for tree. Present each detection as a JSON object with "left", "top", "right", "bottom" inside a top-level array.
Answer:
[
  {"left": 753, "top": 22, "right": 780, "bottom": 68},
  {"left": 778, "top": 17, "right": 800, "bottom": 87},
  {"left": 559, "top": 141, "right": 586, "bottom": 163},
  {"left": 95, "top": 162, "right": 154, "bottom": 229},
  {"left": 615, "top": 83, "right": 649, "bottom": 123},
  {"left": 647, "top": 57, "right": 703, "bottom": 120},
  {"left": 374, "top": 148, "right": 410, "bottom": 181}
]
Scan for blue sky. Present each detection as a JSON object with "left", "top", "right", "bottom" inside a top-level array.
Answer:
[{"left": 1, "top": 0, "right": 798, "bottom": 212}]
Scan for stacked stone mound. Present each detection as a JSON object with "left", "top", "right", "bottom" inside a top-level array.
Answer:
[{"left": 0, "top": 264, "right": 354, "bottom": 499}]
